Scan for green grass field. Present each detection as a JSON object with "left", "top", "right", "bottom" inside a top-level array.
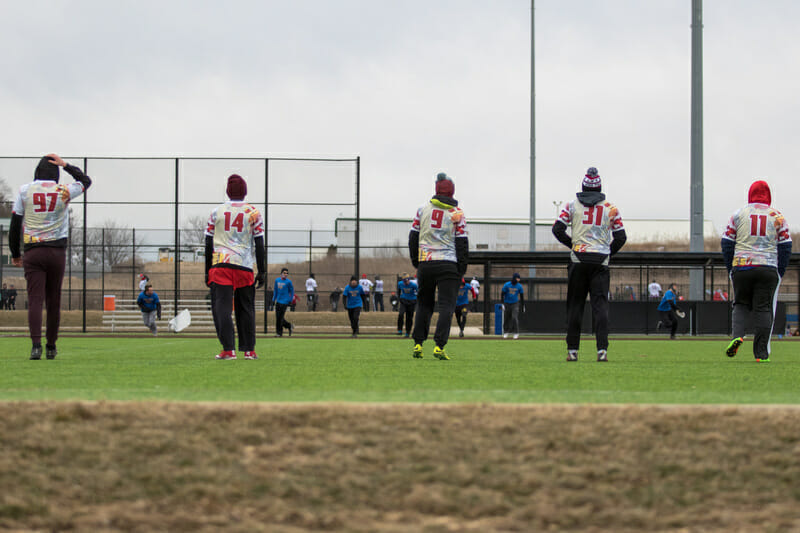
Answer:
[{"left": 2, "top": 335, "right": 799, "bottom": 404}]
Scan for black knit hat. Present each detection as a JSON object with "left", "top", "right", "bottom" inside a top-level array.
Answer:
[{"left": 34, "top": 156, "right": 60, "bottom": 183}]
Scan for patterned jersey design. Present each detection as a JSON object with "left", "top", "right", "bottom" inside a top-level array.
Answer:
[
  {"left": 557, "top": 199, "right": 623, "bottom": 259},
  {"left": 12, "top": 181, "right": 85, "bottom": 244},
  {"left": 411, "top": 200, "right": 467, "bottom": 263},
  {"left": 722, "top": 203, "right": 791, "bottom": 268},
  {"left": 205, "top": 201, "right": 265, "bottom": 270}
]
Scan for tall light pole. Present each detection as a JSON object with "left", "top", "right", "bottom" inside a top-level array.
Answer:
[
  {"left": 529, "top": 0, "right": 536, "bottom": 253},
  {"left": 689, "top": 0, "right": 704, "bottom": 300}
]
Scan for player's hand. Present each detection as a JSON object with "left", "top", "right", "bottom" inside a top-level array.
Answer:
[
  {"left": 255, "top": 272, "right": 265, "bottom": 289},
  {"left": 45, "top": 153, "right": 66, "bottom": 167},
  {"left": 676, "top": 309, "right": 686, "bottom": 319},
  {"left": 11, "top": 257, "right": 22, "bottom": 267}
]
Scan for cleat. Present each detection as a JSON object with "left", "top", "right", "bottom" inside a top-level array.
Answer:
[
  {"left": 503, "top": 333, "right": 509, "bottom": 339},
  {"left": 404, "top": 333, "right": 410, "bottom": 338},
  {"left": 215, "top": 350, "right": 236, "bottom": 360},
  {"left": 288, "top": 324, "right": 294, "bottom": 337},
  {"left": 459, "top": 330, "right": 464, "bottom": 338},
  {"left": 397, "top": 330, "right": 403, "bottom": 336},
  {"left": 670, "top": 335, "right": 677, "bottom": 340},
  {"left": 30, "top": 345, "right": 43, "bottom": 360},
  {"left": 726, "top": 337, "right": 744, "bottom": 358},
  {"left": 756, "top": 357, "right": 770, "bottom": 363},
  {"left": 412, "top": 344, "right": 423, "bottom": 359},
  {"left": 566, "top": 350, "right": 578, "bottom": 362},
  {"left": 513, "top": 334, "right": 519, "bottom": 340},
  {"left": 433, "top": 346, "right": 450, "bottom": 360},
  {"left": 244, "top": 351, "right": 258, "bottom": 360},
  {"left": 46, "top": 346, "right": 57, "bottom": 360},
  {"left": 597, "top": 350, "right": 608, "bottom": 362}
]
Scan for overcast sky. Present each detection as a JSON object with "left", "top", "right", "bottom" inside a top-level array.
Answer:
[{"left": 2, "top": 0, "right": 799, "bottom": 239}]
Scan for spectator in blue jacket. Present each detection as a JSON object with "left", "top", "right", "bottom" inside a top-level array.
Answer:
[
  {"left": 455, "top": 278, "right": 475, "bottom": 337},
  {"left": 657, "top": 283, "right": 683, "bottom": 339},
  {"left": 501, "top": 273, "right": 524, "bottom": 339},
  {"left": 137, "top": 284, "right": 162, "bottom": 336},
  {"left": 396, "top": 273, "right": 418, "bottom": 337},
  {"left": 343, "top": 275, "right": 365, "bottom": 337},
  {"left": 272, "top": 268, "right": 294, "bottom": 337}
]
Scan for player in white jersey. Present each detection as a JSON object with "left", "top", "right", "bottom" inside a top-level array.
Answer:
[
  {"left": 552, "top": 167, "right": 626, "bottom": 362},
  {"left": 721, "top": 180, "right": 792, "bottom": 362},
  {"left": 408, "top": 172, "right": 469, "bottom": 360},
  {"left": 9, "top": 154, "right": 92, "bottom": 360},
  {"left": 204, "top": 174, "right": 266, "bottom": 361}
]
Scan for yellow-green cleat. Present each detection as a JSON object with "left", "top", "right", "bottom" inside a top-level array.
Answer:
[
  {"left": 756, "top": 357, "right": 770, "bottom": 363},
  {"left": 726, "top": 337, "right": 744, "bottom": 357},
  {"left": 433, "top": 346, "right": 450, "bottom": 360},
  {"left": 412, "top": 344, "right": 423, "bottom": 359}
]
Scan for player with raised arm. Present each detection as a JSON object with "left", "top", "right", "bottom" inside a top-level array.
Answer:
[
  {"left": 409, "top": 172, "right": 469, "bottom": 360},
  {"left": 552, "top": 167, "right": 626, "bottom": 362},
  {"left": 205, "top": 174, "right": 266, "bottom": 361},
  {"left": 721, "top": 180, "right": 791, "bottom": 362},
  {"left": 9, "top": 154, "right": 92, "bottom": 360}
]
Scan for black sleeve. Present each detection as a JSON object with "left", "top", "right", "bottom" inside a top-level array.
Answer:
[
  {"left": 777, "top": 241, "right": 792, "bottom": 277},
  {"left": 455, "top": 236, "right": 469, "bottom": 276},
  {"left": 156, "top": 301, "right": 162, "bottom": 319},
  {"left": 9, "top": 213, "right": 22, "bottom": 258},
  {"left": 205, "top": 235, "right": 214, "bottom": 277},
  {"left": 63, "top": 164, "right": 92, "bottom": 190},
  {"left": 408, "top": 230, "right": 419, "bottom": 268},
  {"left": 721, "top": 238, "right": 736, "bottom": 274},
  {"left": 254, "top": 235, "right": 265, "bottom": 275},
  {"left": 551, "top": 221, "right": 572, "bottom": 249},
  {"left": 610, "top": 229, "right": 627, "bottom": 255}
]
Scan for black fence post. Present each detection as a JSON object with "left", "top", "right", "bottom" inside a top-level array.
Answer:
[
  {"left": 263, "top": 158, "right": 269, "bottom": 334},
  {"left": 174, "top": 158, "right": 180, "bottom": 318},
  {"left": 82, "top": 158, "right": 88, "bottom": 333}
]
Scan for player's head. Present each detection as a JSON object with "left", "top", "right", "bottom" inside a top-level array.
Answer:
[
  {"left": 582, "top": 167, "right": 601, "bottom": 192},
  {"left": 361, "top": 273, "right": 367, "bottom": 279},
  {"left": 34, "top": 155, "right": 60, "bottom": 183},
  {"left": 512, "top": 272, "right": 521, "bottom": 282},
  {"left": 350, "top": 275, "right": 358, "bottom": 286},
  {"left": 748, "top": 180, "right": 771, "bottom": 206},
  {"left": 280, "top": 268, "right": 289, "bottom": 278},
  {"left": 226, "top": 174, "right": 247, "bottom": 201},
  {"left": 144, "top": 284, "right": 153, "bottom": 294},
  {"left": 435, "top": 172, "right": 455, "bottom": 197}
]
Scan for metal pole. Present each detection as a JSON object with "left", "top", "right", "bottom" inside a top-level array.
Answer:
[
  {"left": 82, "top": 158, "right": 88, "bottom": 332},
  {"left": 101, "top": 227, "right": 105, "bottom": 299},
  {"left": 355, "top": 156, "right": 360, "bottom": 277},
  {"left": 689, "top": 0, "right": 704, "bottom": 300},
  {"left": 529, "top": 0, "right": 536, "bottom": 255},
  {"left": 264, "top": 159, "right": 269, "bottom": 334},
  {"left": 68, "top": 220, "right": 72, "bottom": 310},
  {"left": 131, "top": 228, "right": 136, "bottom": 297},
  {"left": 174, "top": 158, "right": 180, "bottom": 317},
  {"left": 0, "top": 224, "right": 4, "bottom": 295}
]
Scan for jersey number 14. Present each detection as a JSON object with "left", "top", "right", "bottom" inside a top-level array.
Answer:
[{"left": 224, "top": 211, "right": 245, "bottom": 232}]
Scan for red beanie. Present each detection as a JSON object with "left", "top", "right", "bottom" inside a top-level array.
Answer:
[
  {"left": 435, "top": 172, "right": 455, "bottom": 197},
  {"left": 226, "top": 174, "right": 247, "bottom": 200},
  {"left": 748, "top": 180, "right": 771, "bottom": 206}
]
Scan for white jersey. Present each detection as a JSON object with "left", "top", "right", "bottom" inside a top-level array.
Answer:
[
  {"left": 647, "top": 282, "right": 661, "bottom": 298},
  {"left": 470, "top": 279, "right": 480, "bottom": 296},
  {"left": 375, "top": 279, "right": 384, "bottom": 293},
  {"left": 12, "top": 180, "right": 85, "bottom": 244},
  {"left": 139, "top": 279, "right": 148, "bottom": 292},
  {"left": 359, "top": 278, "right": 373, "bottom": 293},
  {"left": 411, "top": 199, "right": 467, "bottom": 263},
  {"left": 557, "top": 198, "right": 623, "bottom": 264},
  {"left": 305, "top": 278, "right": 318, "bottom": 292},
  {"left": 722, "top": 203, "right": 791, "bottom": 269},
  {"left": 205, "top": 201, "right": 265, "bottom": 270}
]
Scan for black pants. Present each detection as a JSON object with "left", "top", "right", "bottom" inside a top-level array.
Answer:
[
  {"left": 732, "top": 267, "right": 780, "bottom": 358},
  {"left": 23, "top": 246, "right": 66, "bottom": 347},
  {"left": 211, "top": 282, "right": 255, "bottom": 352},
  {"left": 397, "top": 299, "right": 416, "bottom": 334},
  {"left": 361, "top": 293, "right": 370, "bottom": 312},
  {"left": 373, "top": 292, "right": 384, "bottom": 311},
  {"left": 503, "top": 301, "right": 520, "bottom": 334},
  {"left": 659, "top": 310, "right": 678, "bottom": 337},
  {"left": 274, "top": 302, "right": 292, "bottom": 336},
  {"left": 456, "top": 304, "right": 469, "bottom": 332},
  {"left": 347, "top": 307, "right": 361, "bottom": 334},
  {"left": 412, "top": 261, "right": 460, "bottom": 348},
  {"left": 565, "top": 262, "right": 610, "bottom": 351}
]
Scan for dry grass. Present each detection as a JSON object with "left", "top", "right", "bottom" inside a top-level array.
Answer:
[{"left": 1, "top": 402, "right": 799, "bottom": 532}]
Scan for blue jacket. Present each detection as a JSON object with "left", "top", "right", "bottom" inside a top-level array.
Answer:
[
  {"left": 343, "top": 284, "right": 364, "bottom": 309},
  {"left": 501, "top": 281, "right": 523, "bottom": 304},
  {"left": 137, "top": 291, "right": 160, "bottom": 313},
  {"left": 456, "top": 282, "right": 472, "bottom": 306},
  {"left": 657, "top": 289, "right": 678, "bottom": 312},
  {"left": 272, "top": 277, "right": 294, "bottom": 305},
  {"left": 397, "top": 280, "right": 418, "bottom": 302}
]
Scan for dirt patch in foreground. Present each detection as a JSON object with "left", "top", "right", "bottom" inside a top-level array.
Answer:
[{"left": 0, "top": 403, "right": 798, "bottom": 532}]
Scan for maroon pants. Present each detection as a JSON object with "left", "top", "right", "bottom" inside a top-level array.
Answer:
[{"left": 23, "top": 246, "right": 66, "bottom": 346}]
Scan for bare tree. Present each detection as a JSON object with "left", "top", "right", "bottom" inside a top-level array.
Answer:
[
  {"left": 182, "top": 215, "right": 208, "bottom": 247},
  {"left": 0, "top": 177, "right": 13, "bottom": 218},
  {"left": 85, "top": 220, "right": 143, "bottom": 269}
]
